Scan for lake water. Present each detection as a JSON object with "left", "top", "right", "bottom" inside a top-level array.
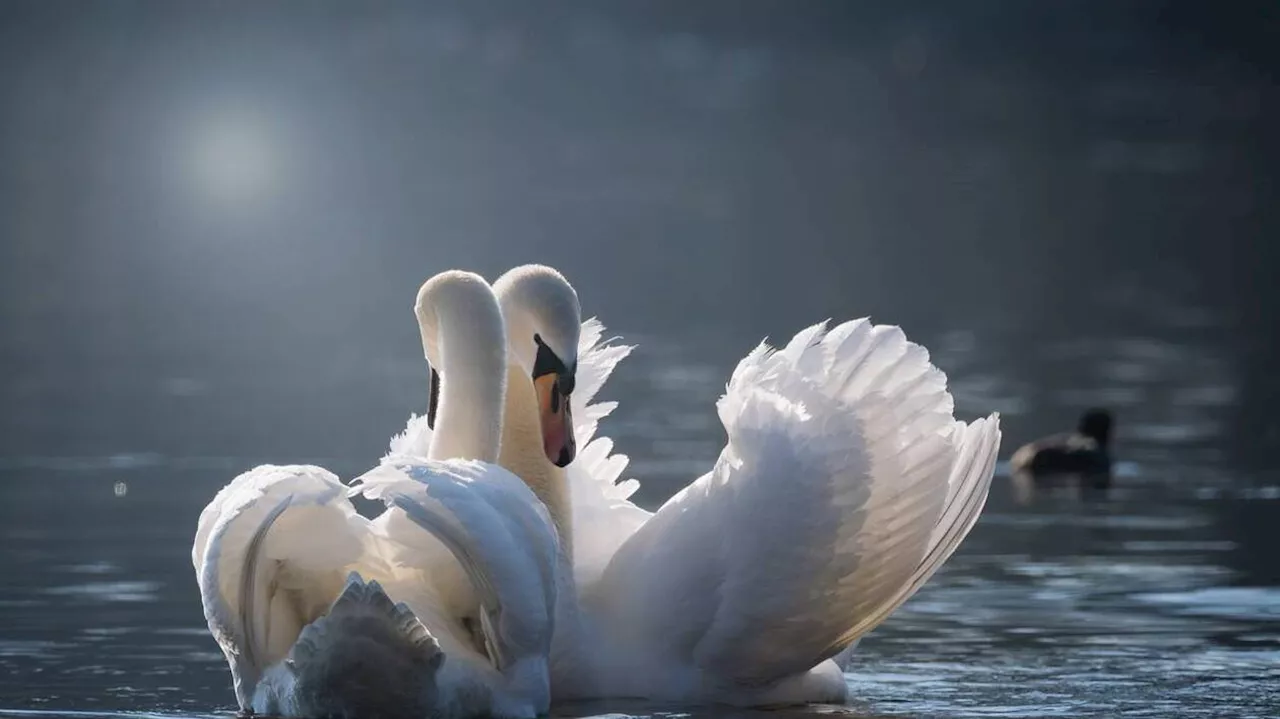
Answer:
[{"left": 2, "top": 298, "right": 1278, "bottom": 719}]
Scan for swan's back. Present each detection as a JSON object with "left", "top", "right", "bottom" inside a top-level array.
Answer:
[
  {"left": 198, "top": 459, "right": 560, "bottom": 718},
  {"left": 354, "top": 457, "right": 561, "bottom": 717}
]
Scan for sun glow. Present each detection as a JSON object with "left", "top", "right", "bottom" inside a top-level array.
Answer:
[{"left": 189, "top": 110, "right": 280, "bottom": 211}]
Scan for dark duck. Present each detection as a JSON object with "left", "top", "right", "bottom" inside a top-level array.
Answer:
[{"left": 1010, "top": 409, "right": 1113, "bottom": 486}]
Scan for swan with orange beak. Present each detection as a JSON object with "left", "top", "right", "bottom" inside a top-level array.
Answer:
[{"left": 489, "top": 265, "right": 583, "bottom": 557}]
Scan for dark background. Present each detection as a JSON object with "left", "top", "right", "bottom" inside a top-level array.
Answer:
[{"left": 2, "top": 1, "right": 1276, "bottom": 470}]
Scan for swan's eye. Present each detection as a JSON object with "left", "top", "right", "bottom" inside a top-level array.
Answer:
[
  {"left": 532, "top": 333, "right": 576, "bottom": 396},
  {"left": 532, "top": 334, "right": 564, "bottom": 377}
]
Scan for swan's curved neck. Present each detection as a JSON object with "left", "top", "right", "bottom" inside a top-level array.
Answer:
[
  {"left": 416, "top": 276, "right": 507, "bottom": 463},
  {"left": 499, "top": 363, "right": 573, "bottom": 560}
]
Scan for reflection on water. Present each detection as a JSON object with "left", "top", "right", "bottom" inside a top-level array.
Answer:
[{"left": 1, "top": 312, "right": 1279, "bottom": 719}]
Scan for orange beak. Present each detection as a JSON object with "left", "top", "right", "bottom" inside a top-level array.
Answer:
[{"left": 533, "top": 373, "right": 576, "bottom": 467}]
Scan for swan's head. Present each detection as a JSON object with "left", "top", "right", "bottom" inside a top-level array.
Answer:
[
  {"left": 492, "top": 264, "right": 581, "bottom": 468},
  {"left": 413, "top": 270, "right": 508, "bottom": 436}
]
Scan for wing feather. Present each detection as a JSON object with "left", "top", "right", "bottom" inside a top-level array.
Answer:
[
  {"left": 594, "top": 319, "right": 1001, "bottom": 685},
  {"left": 565, "top": 319, "right": 651, "bottom": 587},
  {"left": 386, "top": 413, "right": 434, "bottom": 462},
  {"left": 195, "top": 464, "right": 368, "bottom": 708},
  {"left": 353, "top": 459, "right": 560, "bottom": 661}
]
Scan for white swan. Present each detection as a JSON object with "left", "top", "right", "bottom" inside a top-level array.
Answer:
[
  {"left": 192, "top": 270, "right": 559, "bottom": 719},
  {"left": 484, "top": 264, "right": 1003, "bottom": 706}
]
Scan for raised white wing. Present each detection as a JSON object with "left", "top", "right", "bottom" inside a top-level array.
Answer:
[
  {"left": 564, "top": 319, "right": 652, "bottom": 587},
  {"left": 591, "top": 319, "right": 1001, "bottom": 685},
  {"left": 194, "top": 464, "right": 372, "bottom": 707}
]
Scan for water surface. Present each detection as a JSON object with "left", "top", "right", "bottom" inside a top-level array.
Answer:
[{"left": 2, "top": 316, "right": 1278, "bottom": 719}]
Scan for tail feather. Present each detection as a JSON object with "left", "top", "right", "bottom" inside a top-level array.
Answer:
[{"left": 285, "top": 573, "right": 443, "bottom": 719}]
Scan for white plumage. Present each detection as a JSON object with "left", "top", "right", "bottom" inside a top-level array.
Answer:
[
  {"left": 192, "top": 270, "right": 561, "bottom": 719},
  {"left": 192, "top": 458, "right": 559, "bottom": 719},
  {"left": 195, "top": 260, "right": 1002, "bottom": 713},
  {"left": 552, "top": 316, "right": 1001, "bottom": 704},
  {"left": 195, "top": 465, "right": 370, "bottom": 713}
]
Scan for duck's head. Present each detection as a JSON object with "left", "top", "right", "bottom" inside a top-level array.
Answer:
[{"left": 1077, "top": 408, "right": 1113, "bottom": 447}]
